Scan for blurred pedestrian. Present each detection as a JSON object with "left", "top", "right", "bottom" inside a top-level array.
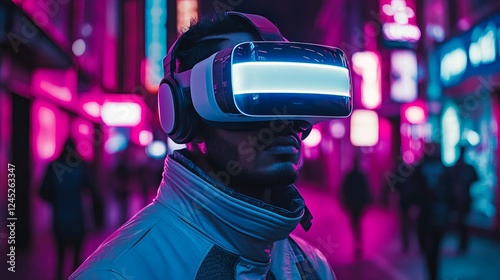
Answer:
[
  {"left": 394, "top": 161, "right": 420, "bottom": 253},
  {"left": 340, "top": 156, "right": 372, "bottom": 258},
  {"left": 39, "top": 138, "right": 96, "bottom": 280},
  {"left": 448, "top": 146, "right": 478, "bottom": 253},
  {"left": 414, "top": 143, "right": 453, "bottom": 280}
]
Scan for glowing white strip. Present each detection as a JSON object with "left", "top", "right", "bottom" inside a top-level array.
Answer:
[
  {"left": 232, "top": 62, "right": 350, "bottom": 96},
  {"left": 102, "top": 102, "right": 142, "bottom": 126},
  {"left": 350, "top": 110, "right": 378, "bottom": 147}
]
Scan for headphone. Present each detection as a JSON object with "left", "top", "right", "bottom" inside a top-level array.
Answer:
[{"left": 158, "top": 12, "right": 286, "bottom": 144}]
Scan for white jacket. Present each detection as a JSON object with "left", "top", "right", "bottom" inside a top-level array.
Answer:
[{"left": 71, "top": 151, "right": 335, "bottom": 279}]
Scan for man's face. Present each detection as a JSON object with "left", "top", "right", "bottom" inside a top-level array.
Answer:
[
  {"left": 195, "top": 32, "right": 311, "bottom": 189},
  {"left": 203, "top": 120, "right": 310, "bottom": 189}
]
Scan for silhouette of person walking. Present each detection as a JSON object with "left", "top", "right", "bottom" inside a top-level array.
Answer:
[
  {"left": 394, "top": 161, "right": 420, "bottom": 253},
  {"left": 340, "top": 156, "right": 372, "bottom": 258},
  {"left": 413, "top": 143, "right": 453, "bottom": 280},
  {"left": 39, "top": 138, "right": 96, "bottom": 280},
  {"left": 448, "top": 146, "right": 478, "bottom": 253}
]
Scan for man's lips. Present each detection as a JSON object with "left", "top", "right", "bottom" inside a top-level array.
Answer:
[{"left": 264, "top": 135, "right": 301, "bottom": 151}]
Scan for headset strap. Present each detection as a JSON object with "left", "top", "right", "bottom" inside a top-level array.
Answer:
[
  {"left": 163, "top": 11, "right": 284, "bottom": 77},
  {"left": 225, "top": 11, "right": 285, "bottom": 41}
]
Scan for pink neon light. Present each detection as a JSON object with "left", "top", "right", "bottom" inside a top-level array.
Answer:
[
  {"left": 383, "top": 23, "right": 421, "bottom": 41},
  {"left": 103, "top": 0, "right": 118, "bottom": 90},
  {"left": 379, "top": 0, "right": 421, "bottom": 42},
  {"left": 352, "top": 52, "right": 382, "bottom": 109},
  {"left": 40, "top": 80, "right": 73, "bottom": 102},
  {"left": 79, "top": 123, "right": 91, "bottom": 135},
  {"left": 303, "top": 128, "right": 322, "bottom": 147},
  {"left": 330, "top": 121, "right": 346, "bottom": 139},
  {"left": 405, "top": 106, "right": 426, "bottom": 124},
  {"left": 71, "top": 118, "right": 95, "bottom": 162},
  {"left": 139, "top": 130, "right": 153, "bottom": 146},
  {"left": 37, "top": 106, "right": 57, "bottom": 159},
  {"left": 82, "top": 102, "right": 102, "bottom": 118},
  {"left": 381, "top": 0, "right": 415, "bottom": 25},
  {"left": 402, "top": 150, "right": 415, "bottom": 164}
]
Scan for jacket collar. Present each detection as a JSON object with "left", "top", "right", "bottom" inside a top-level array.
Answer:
[{"left": 154, "top": 150, "right": 310, "bottom": 262}]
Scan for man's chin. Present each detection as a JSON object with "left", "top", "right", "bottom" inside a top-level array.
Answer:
[{"left": 238, "top": 165, "right": 299, "bottom": 187}]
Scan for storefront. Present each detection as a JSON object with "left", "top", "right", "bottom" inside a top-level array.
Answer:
[
  {"left": 430, "top": 13, "right": 500, "bottom": 233},
  {"left": 0, "top": 1, "right": 107, "bottom": 248}
]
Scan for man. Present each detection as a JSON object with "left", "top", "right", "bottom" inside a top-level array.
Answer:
[
  {"left": 340, "top": 156, "right": 371, "bottom": 258},
  {"left": 40, "top": 138, "right": 97, "bottom": 280},
  {"left": 448, "top": 146, "right": 478, "bottom": 253},
  {"left": 414, "top": 143, "right": 453, "bottom": 280},
  {"left": 71, "top": 12, "right": 345, "bottom": 279}
]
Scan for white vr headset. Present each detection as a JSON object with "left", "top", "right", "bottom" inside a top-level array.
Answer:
[{"left": 158, "top": 12, "right": 352, "bottom": 143}]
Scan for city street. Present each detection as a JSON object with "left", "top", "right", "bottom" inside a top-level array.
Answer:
[{"left": 294, "top": 185, "right": 500, "bottom": 280}]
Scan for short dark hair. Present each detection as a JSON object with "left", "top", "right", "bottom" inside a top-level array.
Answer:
[{"left": 173, "top": 14, "right": 260, "bottom": 72}]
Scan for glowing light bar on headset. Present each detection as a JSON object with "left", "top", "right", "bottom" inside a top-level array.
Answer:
[{"left": 232, "top": 62, "right": 350, "bottom": 96}]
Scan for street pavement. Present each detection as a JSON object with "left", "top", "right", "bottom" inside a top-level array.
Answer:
[{"left": 293, "top": 184, "right": 500, "bottom": 280}]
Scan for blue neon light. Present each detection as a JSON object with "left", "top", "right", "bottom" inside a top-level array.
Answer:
[{"left": 145, "top": 0, "right": 167, "bottom": 88}]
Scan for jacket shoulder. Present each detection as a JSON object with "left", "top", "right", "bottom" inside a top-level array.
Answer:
[
  {"left": 71, "top": 203, "right": 212, "bottom": 279},
  {"left": 289, "top": 234, "right": 337, "bottom": 280},
  {"left": 70, "top": 268, "right": 128, "bottom": 280}
]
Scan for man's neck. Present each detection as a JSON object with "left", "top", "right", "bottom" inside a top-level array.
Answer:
[{"left": 181, "top": 148, "right": 273, "bottom": 203}]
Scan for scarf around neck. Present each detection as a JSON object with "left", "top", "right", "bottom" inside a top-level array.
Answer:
[{"left": 154, "top": 150, "right": 312, "bottom": 262}]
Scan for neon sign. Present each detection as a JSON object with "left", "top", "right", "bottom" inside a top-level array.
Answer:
[
  {"left": 390, "top": 50, "right": 417, "bottom": 103},
  {"left": 469, "top": 23, "right": 497, "bottom": 67},
  {"left": 380, "top": 0, "right": 421, "bottom": 42},
  {"left": 145, "top": 0, "right": 167, "bottom": 92},
  {"left": 440, "top": 42, "right": 468, "bottom": 85},
  {"left": 438, "top": 15, "right": 500, "bottom": 87},
  {"left": 352, "top": 51, "right": 382, "bottom": 109},
  {"left": 32, "top": 68, "right": 76, "bottom": 106},
  {"left": 350, "top": 110, "right": 379, "bottom": 147}
]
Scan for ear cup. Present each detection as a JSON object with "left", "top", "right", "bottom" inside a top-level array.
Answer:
[
  {"left": 158, "top": 82, "right": 177, "bottom": 135},
  {"left": 158, "top": 77, "right": 200, "bottom": 144}
]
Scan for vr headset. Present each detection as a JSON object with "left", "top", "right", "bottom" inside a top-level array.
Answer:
[{"left": 158, "top": 12, "right": 352, "bottom": 143}]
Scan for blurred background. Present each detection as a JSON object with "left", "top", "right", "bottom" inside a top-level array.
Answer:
[{"left": 1, "top": 0, "right": 500, "bottom": 279}]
